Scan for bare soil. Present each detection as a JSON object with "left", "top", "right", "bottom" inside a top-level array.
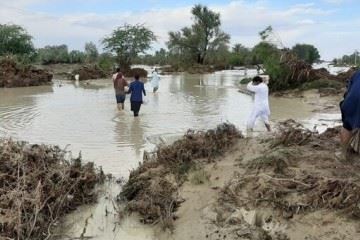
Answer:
[
  {"left": 0, "top": 59, "right": 53, "bottom": 88},
  {"left": 121, "top": 120, "right": 360, "bottom": 240}
]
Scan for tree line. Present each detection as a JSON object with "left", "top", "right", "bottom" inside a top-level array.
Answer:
[{"left": 0, "top": 4, "right": 328, "bottom": 72}]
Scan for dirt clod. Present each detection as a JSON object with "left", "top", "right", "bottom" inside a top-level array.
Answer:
[{"left": 0, "top": 58, "right": 53, "bottom": 88}]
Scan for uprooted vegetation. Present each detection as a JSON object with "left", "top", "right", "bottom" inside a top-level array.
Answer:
[
  {"left": 0, "top": 139, "right": 105, "bottom": 240},
  {"left": 119, "top": 123, "right": 242, "bottom": 230},
  {"left": 214, "top": 120, "right": 360, "bottom": 239},
  {"left": 0, "top": 58, "right": 53, "bottom": 88}
]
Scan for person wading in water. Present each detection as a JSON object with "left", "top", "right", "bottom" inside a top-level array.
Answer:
[
  {"left": 127, "top": 74, "right": 146, "bottom": 117},
  {"left": 151, "top": 68, "right": 160, "bottom": 93},
  {"left": 246, "top": 76, "right": 271, "bottom": 132},
  {"left": 112, "top": 68, "right": 128, "bottom": 111}
]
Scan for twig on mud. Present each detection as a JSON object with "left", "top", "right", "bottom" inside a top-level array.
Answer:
[{"left": 260, "top": 174, "right": 312, "bottom": 188}]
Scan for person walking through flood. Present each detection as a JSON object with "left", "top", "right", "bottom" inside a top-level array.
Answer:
[
  {"left": 340, "top": 70, "right": 360, "bottom": 156},
  {"left": 246, "top": 76, "right": 271, "bottom": 132},
  {"left": 112, "top": 68, "right": 128, "bottom": 111},
  {"left": 127, "top": 74, "right": 146, "bottom": 117},
  {"left": 151, "top": 68, "right": 160, "bottom": 93}
]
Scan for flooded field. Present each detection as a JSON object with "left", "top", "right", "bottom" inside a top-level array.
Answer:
[
  {"left": 0, "top": 71, "right": 341, "bottom": 239},
  {"left": 0, "top": 71, "right": 334, "bottom": 176}
]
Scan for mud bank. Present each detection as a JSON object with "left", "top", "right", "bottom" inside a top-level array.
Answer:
[
  {"left": 0, "top": 139, "right": 104, "bottom": 239},
  {"left": 119, "top": 120, "right": 360, "bottom": 240},
  {"left": 72, "top": 65, "right": 107, "bottom": 80},
  {"left": 0, "top": 59, "right": 53, "bottom": 88}
]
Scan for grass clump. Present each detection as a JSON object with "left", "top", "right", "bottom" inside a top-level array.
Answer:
[
  {"left": 300, "top": 79, "right": 344, "bottom": 90},
  {"left": 190, "top": 169, "right": 210, "bottom": 185}
]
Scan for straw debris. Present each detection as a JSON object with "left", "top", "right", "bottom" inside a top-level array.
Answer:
[
  {"left": 119, "top": 123, "right": 242, "bottom": 230},
  {"left": 0, "top": 139, "right": 104, "bottom": 240}
]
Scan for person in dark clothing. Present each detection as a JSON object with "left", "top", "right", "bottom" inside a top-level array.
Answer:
[
  {"left": 127, "top": 74, "right": 146, "bottom": 117},
  {"left": 340, "top": 70, "right": 360, "bottom": 153}
]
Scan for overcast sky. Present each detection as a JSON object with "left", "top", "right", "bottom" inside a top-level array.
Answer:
[{"left": 0, "top": 0, "right": 358, "bottom": 60}]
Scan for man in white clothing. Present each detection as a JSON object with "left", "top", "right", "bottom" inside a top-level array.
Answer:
[{"left": 246, "top": 76, "right": 271, "bottom": 132}]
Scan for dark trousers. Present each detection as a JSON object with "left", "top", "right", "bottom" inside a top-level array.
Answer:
[{"left": 131, "top": 101, "right": 142, "bottom": 117}]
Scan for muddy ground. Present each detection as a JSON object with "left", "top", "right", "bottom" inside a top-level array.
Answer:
[
  {"left": 0, "top": 59, "right": 53, "bottom": 88},
  {"left": 120, "top": 119, "right": 360, "bottom": 240}
]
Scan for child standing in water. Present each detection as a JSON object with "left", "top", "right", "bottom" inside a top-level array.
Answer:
[
  {"left": 127, "top": 74, "right": 146, "bottom": 117},
  {"left": 246, "top": 76, "right": 271, "bottom": 132}
]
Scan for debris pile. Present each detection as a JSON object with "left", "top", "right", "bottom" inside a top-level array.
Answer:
[
  {"left": 72, "top": 64, "right": 107, "bottom": 80},
  {"left": 219, "top": 121, "right": 360, "bottom": 225},
  {"left": 0, "top": 58, "right": 53, "bottom": 88},
  {"left": 120, "top": 123, "right": 242, "bottom": 229},
  {"left": 123, "top": 68, "right": 148, "bottom": 78},
  {"left": 0, "top": 139, "right": 105, "bottom": 240}
]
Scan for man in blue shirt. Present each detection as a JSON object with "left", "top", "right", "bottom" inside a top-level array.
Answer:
[
  {"left": 340, "top": 70, "right": 360, "bottom": 153},
  {"left": 127, "top": 74, "right": 146, "bottom": 117}
]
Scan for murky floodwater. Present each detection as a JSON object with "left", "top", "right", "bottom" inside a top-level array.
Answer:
[
  {"left": 0, "top": 71, "right": 325, "bottom": 175},
  {"left": 0, "top": 70, "right": 340, "bottom": 239}
]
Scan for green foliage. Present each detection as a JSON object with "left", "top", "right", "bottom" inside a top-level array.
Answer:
[
  {"left": 259, "top": 26, "right": 274, "bottom": 41},
  {"left": 102, "top": 24, "right": 156, "bottom": 69},
  {"left": 85, "top": 42, "right": 99, "bottom": 63},
  {"left": 190, "top": 169, "right": 210, "bottom": 185},
  {"left": 167, "top": 4, "right": 230, "bottom": 65},
  {"left": 134, "top": 48, "right": 168, "bottom": 66},
  {"left": 300, "top": 79, "right": 344, "bottom": 90},
  {"left": 240, "top": 78, "right": 252, "bottom": 84},
  {"left": 228, "top": 44, "right": 254, "bottom": 66},
  {"left": 37, "top": 45, "right": 70, "bottom": 64},
  {"left": 97, "top": 52, "right": 115, "bottom": 72},
  {"left": 68, "top": 50, "right": 86, "bottom": 64},
  {"left": 292, "top": 44, "right": 320, "bottom": 64},
  {"left": 333, "top": 51, "right": 360, "bottom": 66},
  {"left": 0, "top": 24, "right": 35, "bottom": 58}
]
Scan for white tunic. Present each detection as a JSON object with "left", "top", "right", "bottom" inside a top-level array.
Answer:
[
  {"left": 246, "top": 82, "right": 270, "bottom": 128},
  {"left": 151, "top": 72, "right": 160, "bottom": 88}
]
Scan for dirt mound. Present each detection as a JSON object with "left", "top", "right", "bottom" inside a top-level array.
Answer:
[
  {"left": 119, "top": 123, "right": 242, "bottom": 230},
  {"left": 0, "top": 139, "right": 105, "bottom": 239},
  {"left": 72, "top": 65, "right": 107, "bottom": 80},
  {"left": 0, "top": 59, "right": 53, "bottom": 88},
  {"left": 215, "top": 121, "right": 360, "bottom": 238},
  {"left": 123, "top": 68, "right": 148, "bottom": 78}
]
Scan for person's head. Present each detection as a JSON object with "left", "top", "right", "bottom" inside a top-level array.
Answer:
[
  {"left": 252, "top": 76, "right": 263, "bottom": 84},
  {"left": 116, "top": 67, "right": 120, "bottom": 73},
  {"left": 134, "top": 74, "right": 140, "bottom": 80}
]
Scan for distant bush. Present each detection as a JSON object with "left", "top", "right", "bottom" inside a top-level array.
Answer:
[
  {"left": 300, "top": 79, "right": 344, "bottom": 90},
  {"left": 97, "top": 53, "right": 115, "bottom": 72},
  {"left": 240, "top": 78, "right": 252, "bottom": 84}
]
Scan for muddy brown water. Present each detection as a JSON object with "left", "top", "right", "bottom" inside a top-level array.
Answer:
[{"left": 0, "top": 70, "right": 341, "bottom": 239}]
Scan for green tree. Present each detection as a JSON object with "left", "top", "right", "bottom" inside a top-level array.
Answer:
[
  {"left": 102, "top": 24, "right": 156, "bottom": 70},
  {"left": 97, "top": 52, "right": 115, "bottom": 72},
  {"left": 37, "top": 45, "right": 69, "bottom": 64},
  {"left": 229, "top": 44, "right": 252, "bottom": 66},
  {"left": 69, "top": 50, "right": 86, "bottom": 63},
  {"left": 291, "top": 44, "right": 320, "bottom": 64},
  {"left": 85, "top": 42, "right": 99, "bottom": 63},
  {"left": 0, "top": 24, "right": 35, "bottom": 58},
  {"left": 167, "top": 4, "right": 230, "bottom": 64}
]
